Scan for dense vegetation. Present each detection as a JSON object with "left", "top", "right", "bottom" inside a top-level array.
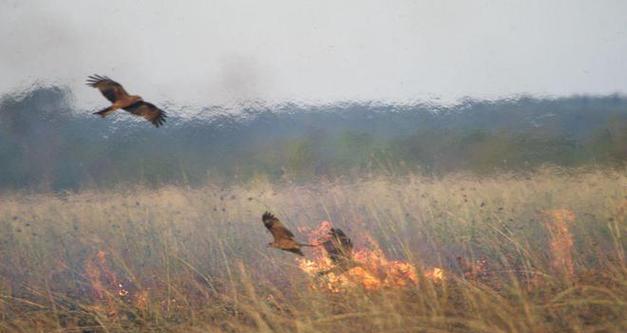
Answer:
[
  {"left": 1, "top": 171, "right": 625, "bottom": 332},
  {"left": 1, "top": 86, "right": 626, "bottom": 190}
]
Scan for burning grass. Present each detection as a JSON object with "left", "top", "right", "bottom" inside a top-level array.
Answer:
[
  {"left": 297, "top": 221, "right": 435, "bottom": 292},
  {"left": 0, "top": 168, "right": 626, "bottom": 332}
]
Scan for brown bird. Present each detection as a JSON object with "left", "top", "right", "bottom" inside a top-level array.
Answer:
[
  {"left": 86, "top": 74, "right": 167, "bottom": 127},
  {"left": 318, "top": 228, "right": 357, "bottom": 276},
  {"left": 262, "top": 212, "right": 315, "bottom": 256},
  {"left": 323, "top": 228, "right": 353, "bottom": 264}
]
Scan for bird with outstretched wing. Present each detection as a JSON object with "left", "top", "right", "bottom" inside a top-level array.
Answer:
[
  {"left": 318, "top": 228, "right": 358, "bottom": 276},
  {"left": 262, "top": 212, "right": 315, "bottom": 256},
  {"left": 86, "top": 74, "right": 167, "bottom": 127}
]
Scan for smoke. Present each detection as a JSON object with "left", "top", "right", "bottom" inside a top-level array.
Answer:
[
  {"left": 2, "top": 1, "right": 627, "bottom": 107},
  {"left": 217, "top": 55, "right": 273, "bottom": 103}
]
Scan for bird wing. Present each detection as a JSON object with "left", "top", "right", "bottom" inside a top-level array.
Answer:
[
  {"left": 323, "top": 228, "right": 353, "bottom": 263},
  {"left": 262, "top": 212, "right": 296, "bottom": 242},
  {"left": 123, "top": 101, "right": 167, "bottom": 127},
  {"left": 86, "top": 75, "right": 131, "bottom": 103}
]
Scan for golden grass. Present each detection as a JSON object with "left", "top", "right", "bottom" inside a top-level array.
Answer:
[{"left": 0, "top": 168, "right": 626, "bottom": 332}]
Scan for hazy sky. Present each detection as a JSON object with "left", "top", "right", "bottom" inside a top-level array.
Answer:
[{"left": 1, "top": 0, "right": 626, "bottom": 108}]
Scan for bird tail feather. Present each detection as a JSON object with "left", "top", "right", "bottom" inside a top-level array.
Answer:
[
  {"left": 288, "top": 248, "right": 305, "bottom": 256},
  {"left": 93, "top": 106, "right": 117, "bottom": 118}
]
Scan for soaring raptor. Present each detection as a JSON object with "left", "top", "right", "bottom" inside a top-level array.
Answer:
[
  {"left": 86, "top": 74, "right": 167, "bottom": 127},
  {"left": 262, "top": 212, "right": 314, "bottom": 256},
  {"left": 318, "top": 227, "right": 357, "bottom": 275}
]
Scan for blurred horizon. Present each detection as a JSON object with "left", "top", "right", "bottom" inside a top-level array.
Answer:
[
  {"left": 2, "top": 0, "right": 627, "bottom": 191},
  {"left": 1, "top": 84, "right": 625, "bottom": 191}
]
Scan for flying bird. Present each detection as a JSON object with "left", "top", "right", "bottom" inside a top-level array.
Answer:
[
  {"left": 262, "top": 212, "right": 315, "bottom": 256},
  {"left": 318, "top": 228, "right": 357, "bottom": 276},
  {"left": 323, "top": 228, "right": 353, "bottom": 264},
  {"left": 86, "top": 74, "right": 167, "bottom": 127}
]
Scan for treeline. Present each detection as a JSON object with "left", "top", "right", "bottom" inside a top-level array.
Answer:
[{"left": 0, "top": 86, "right": 625, "bottom": 190}]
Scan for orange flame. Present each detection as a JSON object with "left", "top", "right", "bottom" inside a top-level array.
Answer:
[
  {"left": 84, "top": 250, "right": 124, "bottom": 316},
  {"left": 298, "top": 221, "right": 444, "bottom": 292},
  {"left": 542, "top": 209, "right": 576, "bottom": 278},
  {"left": 84, "top": 250, "right": 121, "bottom": 301},
  {"left": 84, "top": 249, "right": 149, "bottom": 314}
]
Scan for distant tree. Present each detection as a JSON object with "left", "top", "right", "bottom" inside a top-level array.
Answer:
[{"left": 0, "top": 86, "right": 72, "bottom": 189}]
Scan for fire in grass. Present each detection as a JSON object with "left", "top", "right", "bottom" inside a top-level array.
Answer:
[
  {"left": 297, "top": 221, "right": 444, "bottom": 292},
  {"left": 84, "top": 250, "right": 149, "bottom": 316}
]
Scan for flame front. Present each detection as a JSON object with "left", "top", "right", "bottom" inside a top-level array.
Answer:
[
  {"left": 543, "top": 209, "right": 576, "bottom": 278},
  {"left": 298, "top": 222, "right": 444, "bottom": 292},
  {"left": 84, "top": 249, "right": 150, "bottom": 315}
]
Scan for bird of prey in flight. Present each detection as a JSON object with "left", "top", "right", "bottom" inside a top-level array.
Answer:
[
  {"left": 318, "top": 227, "right": 357, "bottom": 276},
  {"left": 262, "top": 212, "right": 315, "bottom": 256},
  {"left": 86, "top": 74, "right": 167, "bottom": 127}
]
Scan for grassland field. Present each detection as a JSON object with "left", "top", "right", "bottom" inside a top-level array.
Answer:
[{"left": 0, "top": 168, "right": 626, "bottom": 332}]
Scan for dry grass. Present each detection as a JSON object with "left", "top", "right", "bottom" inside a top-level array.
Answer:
[{"left": 0, "top": 168, "right": 626, "bottom": 332}]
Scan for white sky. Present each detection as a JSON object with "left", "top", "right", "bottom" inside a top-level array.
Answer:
[{"left": 1, "top": 0, "right": 626, "bottom": 108}]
